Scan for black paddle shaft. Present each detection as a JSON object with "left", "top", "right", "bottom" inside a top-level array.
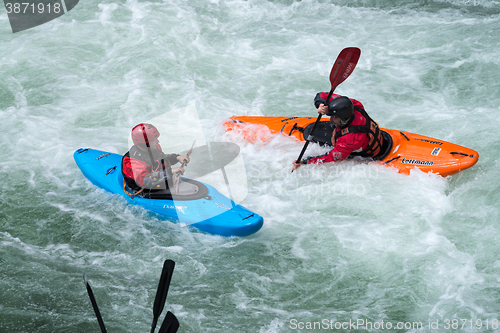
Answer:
[
  {"left": 151, "top": 260, "right": 175, "bottom": 333},
  {"left": 295, "top": 114, "right": 321, "bottom": 163},
  {"left": 295, "top": 89, "right": 335, "bottom": 163},
  {"left": 83, "top": 274, "right": 108, "bottom": 333},
  {"left": 293, "top": 47, "right": 360, "bottom": 170}
]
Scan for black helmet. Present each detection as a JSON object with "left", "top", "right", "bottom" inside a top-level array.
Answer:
[{"left": 327, "top": 96, "right": 354, "bottom": 126}]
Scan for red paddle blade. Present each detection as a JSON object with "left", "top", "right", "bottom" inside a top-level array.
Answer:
[{"left": 329, "top": 47, "right": 361, "bottom": 90}]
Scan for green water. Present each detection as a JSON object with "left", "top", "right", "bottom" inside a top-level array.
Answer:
[{"left": 1, "top": 0, "right": 499, "bottom": 332}]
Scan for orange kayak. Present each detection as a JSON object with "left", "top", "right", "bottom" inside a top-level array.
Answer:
[{"left": 223, "top": 116, "right": 479, "bottom": 177}]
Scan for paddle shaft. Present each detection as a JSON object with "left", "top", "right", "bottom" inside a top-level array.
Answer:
[
  {"left": 292, "top": 47, "right": 360, "bottom": 170},
  {"left": 179, "top": 141, "right": 195, "bottom": 169},
  {"left": 83, "top": 260, "right": 177, "bottom": 333},
  {"left": 173, "top": 141, "right": 195, "bottom": 193},
  {"left": 151, "top": 260, "right": 175, "bottom": 333},
  {"left": 83, "top": 274, "right": 108, "bottom": 333},
  {"left": 294, "top": 89, "right": 335, "bottom": 163}
]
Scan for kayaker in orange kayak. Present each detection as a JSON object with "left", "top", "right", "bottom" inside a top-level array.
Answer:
[{"left": 292, "top": 93, "right": 386, "bottom": 171}]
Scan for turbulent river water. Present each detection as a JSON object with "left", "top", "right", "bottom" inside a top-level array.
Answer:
[{"left": 1, "top": 0, "right": 500, "bottom": 332}]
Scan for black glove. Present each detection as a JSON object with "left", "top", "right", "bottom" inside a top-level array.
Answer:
[{"left": 143, "top": 171, "right": 171, "bottom": 189}]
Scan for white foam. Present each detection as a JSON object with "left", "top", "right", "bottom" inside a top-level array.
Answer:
[{"left": 1, "top": 0, "right": 498, "bottom": 330}]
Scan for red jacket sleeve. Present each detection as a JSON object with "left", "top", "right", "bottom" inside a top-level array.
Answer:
[{"left": 305, "top": 132, "right": 368, "bottom": 165}]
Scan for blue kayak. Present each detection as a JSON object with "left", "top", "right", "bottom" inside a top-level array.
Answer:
[{"left": 73, "top": 148, "right": 263, "bottom": 237}]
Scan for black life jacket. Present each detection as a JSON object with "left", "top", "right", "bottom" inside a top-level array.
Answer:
[
  {"left": 121, "top": 145, "right": 174, "bottom": 192},
  {"left": 333, "top": 106, "right": 385, "bottom": 158}
]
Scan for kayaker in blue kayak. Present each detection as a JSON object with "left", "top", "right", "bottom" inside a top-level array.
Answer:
[
  {"left": 121, "top": 123, "right": 190, "bottom": 195},
  {"left": 292, "top": 93, "right": 386, "bottom": 171}
]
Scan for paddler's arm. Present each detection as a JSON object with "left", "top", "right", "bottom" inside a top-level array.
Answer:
[
  {"left": 176, "top": 154, "right": 190, "bottom": 165},
  {"left": 159, "top": 153, "right": 180, "bottom": 165},
  {"left": 292, "top": 159, "right": 306, "bottom": 171},
  {"left": 294, "top": 142, "right": 355, "bottom": 168},
  {"left": 292, "top": 151, "right": 342, "bottom": 170},
  {"left": 314, "top": 92, "right": 341, "bottom": 109},
  {"left": 162, "top": 153, "right": 190, "bottom": 165},
  {"left": 304, "top": 136, "right": 365, "bottom": 166},
  {"left": 303, "top": 151, "right": 344, "bottom": 165}
]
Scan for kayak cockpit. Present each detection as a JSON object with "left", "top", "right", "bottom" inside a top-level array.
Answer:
[
  {"left": 300, "top": 121, "right": 393, "bottom": 161},
  {"left": 127, "top": 179, "right": 209, "bottom": 201}
]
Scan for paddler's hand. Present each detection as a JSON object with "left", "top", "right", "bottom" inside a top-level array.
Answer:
[
  {"left": 292, "top": 160, "right": 305, "bottom": 171},
  {"left": 318, "top": 103, "right": 328, "bottom": 115},
  {"left": 172, "top": 166, "right": 185, "bottom": 175},
  {"left": 177, "top": 154, "right": 190, "bottom": 165}
]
